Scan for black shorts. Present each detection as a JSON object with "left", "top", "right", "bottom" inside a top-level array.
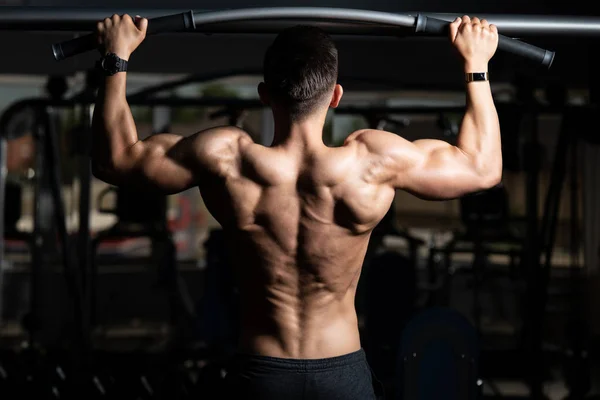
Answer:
[{"left": 222, "top": 349, "right": 383, "bottom": 399}]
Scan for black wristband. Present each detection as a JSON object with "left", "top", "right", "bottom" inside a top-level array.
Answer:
[{"left": 465, "top": 72, "right": 489, "bottom": 83}]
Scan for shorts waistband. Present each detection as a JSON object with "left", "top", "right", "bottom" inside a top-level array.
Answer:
[{"left": 231, "top": 349, "right": 367, "bottom": 372}]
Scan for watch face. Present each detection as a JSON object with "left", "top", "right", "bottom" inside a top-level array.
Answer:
[{"left": 101, "top": 53, "right": 121, "bottom": 75}]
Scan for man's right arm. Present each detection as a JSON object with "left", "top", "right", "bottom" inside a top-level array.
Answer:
[{"left": 348, "top": 16, "right": 502, "bottom": 200}]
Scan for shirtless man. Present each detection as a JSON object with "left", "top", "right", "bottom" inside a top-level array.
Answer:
[{"left": 92, "top": 14, "right": 500, "bottom": 399}]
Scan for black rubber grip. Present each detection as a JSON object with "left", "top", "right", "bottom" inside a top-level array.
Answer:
[
  {"left": 415, "top": 14, "right": 555, "bottom": 69},
  {"left": 52, "top": 10, "right": 196, "bottom": 61}
]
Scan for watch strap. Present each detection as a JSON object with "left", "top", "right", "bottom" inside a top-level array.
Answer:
[
  {"left": 96, "top": 53, "right": 128, "bottom": 76},
  {"left": 465, "top": 72, "right": 489, "bottom": 83},
  {"left": 116, "top": 58, "right": 128, "bottom": 73}
]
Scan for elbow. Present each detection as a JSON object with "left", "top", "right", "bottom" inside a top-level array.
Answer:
[
  {"left": 91, "top": 158, "right": 126, "bottom": 186},
  {"left": 464, "top": 154, "right": 502, "bottom": 191},
  {"left": 91, "top": 143, "right": 142, "bottom": 186},
  {"left": 91, "top": 160, "right": 113, "bottom": 184},
  {"left": 481, "top": 171, "right": 502, "bottom": 190},
  {"left": 479, "top": 163, "right": 503, "bottom": 190},
  {"left": 468, "top": 150, "right": 502, "bottom": 191}
]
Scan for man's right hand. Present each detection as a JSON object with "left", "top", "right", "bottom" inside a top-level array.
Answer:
[
  {"left": 449, "top": 16, "right": 498, "bottom": 72},
  {"left": 95, "top": 14, "right": 148, "bottom": 60}
]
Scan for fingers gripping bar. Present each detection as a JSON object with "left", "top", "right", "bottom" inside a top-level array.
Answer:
[
  {"left": 415, "top": 14, "right": 555, "bottom": 69},
  {"left": 52, "top": 10, "right": 196, "bottom": 61}
]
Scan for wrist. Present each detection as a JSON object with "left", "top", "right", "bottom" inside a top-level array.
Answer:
[
  {"left": 104, "top": 48, "right": 131, "bottom": 61},
  {"left": 463, "top": 61, "right": 488, "bottom": 73}
]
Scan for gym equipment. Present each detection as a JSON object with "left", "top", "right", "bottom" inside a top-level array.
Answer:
[
  {"left": 0, "top": 8, "right": 593, "bottom": 36},
  {"left": 52, "top": 11, "right": 196, "bottom": 61},
  {"left": 51, "top": 8, "right": 555, "bottom": 67},
  {"left": 396, "top": 307, "right": 480, "bottom": 400},
  {"left": 0, "top": 102, "right": 83, "bottom": 349},
  {"left": 91, "top": 184, "right": 173, "bottom": 328},
  {"left": 534, "top": 105, "right": 594, "bottom": 398},
  {"left": 426, "top": 184, "right": 525, "bottom": 327},
  {"left": 95, "top": 186, "right": 169, "bottom": 228}
]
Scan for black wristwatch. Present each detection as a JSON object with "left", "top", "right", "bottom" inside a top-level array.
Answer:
[{"left": 97, "top": 53, "right": 128, "bottom": 76}]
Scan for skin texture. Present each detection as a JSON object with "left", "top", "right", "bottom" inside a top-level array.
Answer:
[{"left": 92, "top": 15, "right": 501, "bottom": 359}]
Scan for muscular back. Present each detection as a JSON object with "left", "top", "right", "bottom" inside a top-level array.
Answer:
[{"left": 198, "top": 128, "right": 395, "bottom": 359}]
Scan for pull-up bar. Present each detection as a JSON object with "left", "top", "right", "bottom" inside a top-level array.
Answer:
[
  {"left": 2, "top": 8, "right": 600, "bottom": 36},
  {"left": 50, "top": 8, "right": 556, "bottom": 68}
]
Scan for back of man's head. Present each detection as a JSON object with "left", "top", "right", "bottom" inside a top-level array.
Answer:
[{"left": 263, "top": 26, "right": 339, "bottom": 121}]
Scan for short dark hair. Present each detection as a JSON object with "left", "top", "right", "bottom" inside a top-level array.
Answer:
[{"left": 263, "top": 25, "right": 339, "bottom": 120}]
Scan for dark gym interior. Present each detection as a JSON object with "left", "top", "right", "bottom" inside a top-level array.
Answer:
[{"left": 1, "top": 1, "right": 600, "bottom": 399}]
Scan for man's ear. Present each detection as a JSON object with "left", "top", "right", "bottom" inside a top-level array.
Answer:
[
  {"left": 329, "top": 84, "right": 343, "bottom": 108},
  {"left": 258, "top": 82, "right": 270, "bottom": 106}
]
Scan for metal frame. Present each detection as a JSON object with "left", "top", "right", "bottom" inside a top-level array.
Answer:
[{"left": 0, "top": 105, "right": 83, "bottom": 346}]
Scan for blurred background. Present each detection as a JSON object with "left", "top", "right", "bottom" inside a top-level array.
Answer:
[{"left": 1, "top": 1, "right": 600, "bottom": 399}]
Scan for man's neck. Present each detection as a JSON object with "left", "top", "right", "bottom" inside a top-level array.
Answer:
[{"left": 271, "top": 110, "right": 327, "bottom": 149}]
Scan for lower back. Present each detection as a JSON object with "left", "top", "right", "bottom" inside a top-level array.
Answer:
[
  {"left": 239, "top": 268, "right": 360, "bottom": 359},
  {"left": 228, "top": 225, "right": 369, "bottom": 359},
  {"left": 239, "top": 307, "right": 362, "bottom": 359}
]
